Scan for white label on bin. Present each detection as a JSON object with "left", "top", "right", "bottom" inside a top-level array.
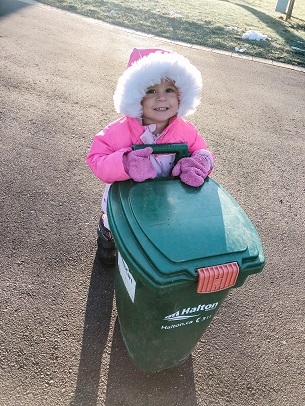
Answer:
[{"left": 118, "top": 252, "right": 136, "bottom": 303}]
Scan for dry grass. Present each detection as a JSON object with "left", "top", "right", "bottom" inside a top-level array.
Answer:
[{"left": 37, "top": 0, "right": 305, "bottom": 66}]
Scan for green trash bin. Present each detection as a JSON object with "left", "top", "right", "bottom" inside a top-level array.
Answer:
[{"left": 107, "top": 144, "right": 265, "bottom": 373}]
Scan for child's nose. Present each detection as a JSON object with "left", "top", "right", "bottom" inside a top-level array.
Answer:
[{"left": 156, "top": 92, "right": 167, "bottom": 100}]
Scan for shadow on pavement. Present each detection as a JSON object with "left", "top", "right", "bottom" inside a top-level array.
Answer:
[
  {"left": 71, "top": 258, "right": 115, "bottom": 406},
  {"left": 0, "top": 0, "right": 31, "bottom": 19}
]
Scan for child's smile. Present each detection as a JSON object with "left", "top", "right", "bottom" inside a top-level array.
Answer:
[{"left": 141, "top": 80, "right": 179, "bottom": 134}]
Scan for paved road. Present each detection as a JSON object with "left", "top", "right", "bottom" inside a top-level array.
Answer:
[{"left": 1, "top": 1, "right": 304, "bottom": 405}]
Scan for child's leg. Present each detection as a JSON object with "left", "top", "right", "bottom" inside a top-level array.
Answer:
[{"left": 96, "top": 212, "right": 116, "bottom": 265}]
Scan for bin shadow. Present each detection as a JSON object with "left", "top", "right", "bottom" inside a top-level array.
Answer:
[
  {"left": 104, "top": 319, "right": 198, "bottom": 406},
  {"left": 70, "top": 257, "right": 115, "bottom": 406}
]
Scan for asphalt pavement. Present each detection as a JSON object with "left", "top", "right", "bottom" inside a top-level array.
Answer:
[{"left": 1, "top": 1, "right": 304, "bottom": 405}]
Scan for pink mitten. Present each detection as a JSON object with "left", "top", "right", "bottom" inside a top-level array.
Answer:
[
  {"left": 123, "top": 147, "right": 157, "bottom": 182},
  {"left": 172, "top": 152, "right": 212, "bottom": 187}
]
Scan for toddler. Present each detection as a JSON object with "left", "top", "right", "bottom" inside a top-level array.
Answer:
[{"left": 86, "top": 48, "right": 214, "bottom": 265}]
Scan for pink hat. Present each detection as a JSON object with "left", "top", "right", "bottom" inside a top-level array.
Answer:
[
  {"left": 114, "top": 48, "right": 203, "bottom": 118},
  {"left": 127, "top": 48, "right": 171, "bottom": 67}
]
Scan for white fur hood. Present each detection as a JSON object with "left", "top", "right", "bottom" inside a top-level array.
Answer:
[{"left": 113, "top": 50, "right": 203, "bottom": 118}]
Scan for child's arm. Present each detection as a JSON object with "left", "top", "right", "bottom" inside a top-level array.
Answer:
[
  {"left": 86, "top": 132, "right": 132, "bottom": 183},
  {"left": 86, "top": 126, "right": 157, "bottom": 183}
]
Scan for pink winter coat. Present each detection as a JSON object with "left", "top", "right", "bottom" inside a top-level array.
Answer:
[{"left": 86, "top": 115, "right": 212, "bottom": 184}]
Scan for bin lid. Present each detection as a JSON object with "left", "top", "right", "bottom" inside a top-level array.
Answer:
[{"left": 107, "top": 177, "right": 265, "bottom": 287}]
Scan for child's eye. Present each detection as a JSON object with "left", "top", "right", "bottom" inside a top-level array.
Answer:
[
  {"left": 146, "top": 88, "right": 156, "bottom": 94},
  {"left": 166, "top": 88, "right": 175, "bottom": 93}
]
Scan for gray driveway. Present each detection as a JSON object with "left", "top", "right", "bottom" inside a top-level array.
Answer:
[{"left": 1, "top": 1, "right": 304, "bottom": 405}]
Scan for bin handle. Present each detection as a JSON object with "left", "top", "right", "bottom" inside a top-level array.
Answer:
[
  {"left": 132, "top": 143, "right": 190, "bottom": 163},
  {"left": 197, "top": 262, "right": 240, "bottom": 293}
]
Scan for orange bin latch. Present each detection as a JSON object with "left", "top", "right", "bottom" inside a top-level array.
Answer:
[{"left": 197, "top": 262, "right": 240, "bottom": 293}]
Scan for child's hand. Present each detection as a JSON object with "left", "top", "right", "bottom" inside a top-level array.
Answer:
[
  {"left": 172, "top": 152, "right": 212, "bottom": 187},
  {"left": 123, "top": 147, "right": 157, "bottom": 182}
]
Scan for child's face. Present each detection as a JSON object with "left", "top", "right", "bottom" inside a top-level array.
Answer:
[{"left": 141, "top": 80, "right": 179, "bottom": 132}]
